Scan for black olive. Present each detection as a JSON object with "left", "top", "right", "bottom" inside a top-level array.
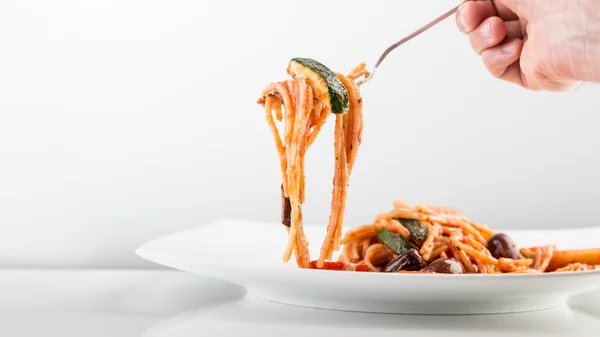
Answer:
[
  {"left": 383, "top": 249, "right": 426, "bottom": 272},
  {"left": 487, "top": 233, "right": 520, "bottom": 260},
  {"left": 280, "top": 184, "right": 291, "bottom": 227},
  {"left": 423, "top": 258, "right": 465, "bottom": 274}
]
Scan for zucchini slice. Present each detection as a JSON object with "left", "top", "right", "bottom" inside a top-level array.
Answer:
[
  {"left": 287, "top": 57, "right": 349, "bottom": 114},
  {"left": 397, "top": 218, "right": 429, "bottom": 243},
  {"left": 377, "top": 228, "right": 417, "bottom": 255}
]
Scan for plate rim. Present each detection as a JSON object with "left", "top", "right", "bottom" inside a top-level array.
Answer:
[{"left": 135, "top": 218, "right": 600, "bottom": 279}]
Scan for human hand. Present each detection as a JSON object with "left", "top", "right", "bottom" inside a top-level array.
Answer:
[{"left": 456, "top": 0, "right": 600, "bottom": 91}]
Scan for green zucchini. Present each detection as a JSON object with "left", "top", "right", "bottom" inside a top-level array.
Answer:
[
  {"left": 377, "top": 228, "right": 416, "bottom": 255},
  {"left": 287, "top": 57, "right": 349, "bottom": 114},
  {"left": 397, "top": 218, "right": 429, "bottom": 243}
]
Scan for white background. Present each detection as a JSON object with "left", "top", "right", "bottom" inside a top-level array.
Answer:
[{"left": 0, "top": 0, "right": 598, "bottom": 268}]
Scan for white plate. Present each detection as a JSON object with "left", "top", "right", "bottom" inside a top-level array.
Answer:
[{"left": 136, "top": 219, "right": 600, "bottom": 315}]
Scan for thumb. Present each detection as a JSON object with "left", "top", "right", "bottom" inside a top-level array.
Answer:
[{"left": 495, "top": 0, "right": 533, "bottom": 19}]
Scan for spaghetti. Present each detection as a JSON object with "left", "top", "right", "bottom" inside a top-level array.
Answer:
[
  {"left": 257, "top": 58, "right": 369, "bottom": 268},
  {"left": 339, "top": 200, "right": 600, "bottom": 274}
]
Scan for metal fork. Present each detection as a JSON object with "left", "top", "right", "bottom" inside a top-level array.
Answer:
[{"left": 357, "top": 4, "right": 462, "bottom": 87}]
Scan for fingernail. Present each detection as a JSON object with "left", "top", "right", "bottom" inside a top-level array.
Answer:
[
  {"left": 502, "top": 43, "right": 516, "bottom": 54},
  {"left": 457, "top": 7, "right": 468, "bottom": 32},
  {"left": 482, "top": 21, "right": 492, "bottom": 39}
]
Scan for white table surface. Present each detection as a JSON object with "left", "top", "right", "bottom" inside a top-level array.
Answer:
[{"left": 1, "top": 269, "right": 600, "bottom": 337}]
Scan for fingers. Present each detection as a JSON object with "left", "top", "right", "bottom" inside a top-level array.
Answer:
[
  {"left": 457, "top": 1, "right": 496, "bottom": 33},
  {"left": 457, "top": 0, "right": 519, "bottom": 33},
  {"left": 479, "top": 38, "right": 579, "bottom": 91},
  {"left": 468, "top": 17, "right": 506, "bottom": 54},
  {"left": 468, "top": 19, "right": 525, "bottom": 54},
  {"left": 457, "top": 1, "right": 575, "bottom": 92},
  {"left": 481, "top": 39, "right": 525, "bottom": 86},
  {"left": 456, "top": 1, "right": 538, "bottom": 90}
]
